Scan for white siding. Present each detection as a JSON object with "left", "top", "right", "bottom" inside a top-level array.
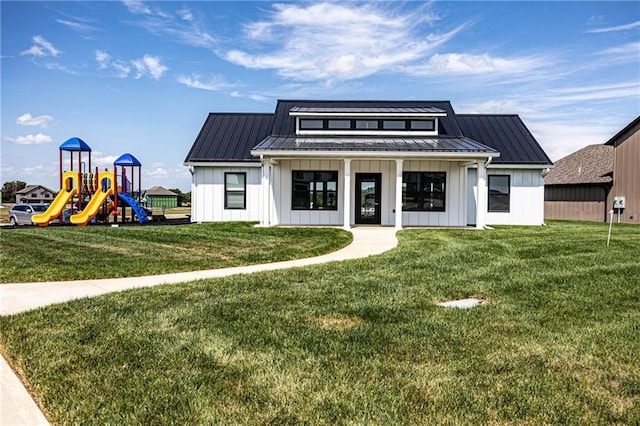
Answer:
[
  {"left": 190, "top": 166, "right": 261, "bottom": 222},
  {"left": 273, "top": 159, "right": 468, "bottom": 227},
  {"left": 468, "top": 167, "right": 546, "bottom": 226}
]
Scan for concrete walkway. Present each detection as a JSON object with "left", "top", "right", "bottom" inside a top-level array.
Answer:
[{"left": 0, "top": 227, "right": 398, "bottom": 425}]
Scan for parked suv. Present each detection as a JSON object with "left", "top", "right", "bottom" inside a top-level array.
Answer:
[{"left": 8, "top": 203, "right": 49, "bottom": 226}]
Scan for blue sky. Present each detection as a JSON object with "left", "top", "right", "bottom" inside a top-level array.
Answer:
[{"left": 2, "top": 1, "right": 639, "bottom": 192}]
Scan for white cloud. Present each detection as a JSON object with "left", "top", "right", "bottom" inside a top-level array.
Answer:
[
  {"left": 16, "top": 113, "right": 55, "bottom": 128},
  {"left": 95, "top": 50, "right": 166, "bottom": 80},
  {"left": 57, "top": 19, "right": 97, "bottom": 34},
  {"left": 401, "top": 53, "right": 549, "bottom": 76},
  {"left": 122, "top": 0, "right": 152, "bottom": 15},
  {"left": 177, "top": 74, "right": 236, "bottom": 91},
  {"left": 223, "top": 2, "right": 457, "bottom": 82},
  {"left": 4, "top": 133, "right": 53, "bottom": 145},
  {"left": 177, "top": 8, "right": 193, "bottom": 21},
  {"left": 132, "top": 55, "right": 168, "bottom": 80},
  {"left": 587, "top": 20, "right": 640, "bottom": 33},
  {"left": 595, "top": 42, "right": 640, "bottom": 64},
  {"left": 20, "top": 35, "right": 61, "bottom": 58}
]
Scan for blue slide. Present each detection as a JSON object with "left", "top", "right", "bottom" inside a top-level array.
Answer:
[{"left": 118, "top": 192, "right": 149, "bottom": 224}]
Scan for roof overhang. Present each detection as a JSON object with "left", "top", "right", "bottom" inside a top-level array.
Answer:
[
  {"left": 184, "top": 161, "right": 261, "bottom": 168},
  {"left": 251, "top": 136, "right": 499, "bottom": 161}
]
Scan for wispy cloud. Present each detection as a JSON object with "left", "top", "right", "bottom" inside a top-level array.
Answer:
[
  {"left": 132, "top": 55, "right": 168, "bottom": 80},
  {"left": 123, "top": 0, "right": 216, "bottom": 49},
  {"left": 587, "top": 20, "right": 640, "bottom": 33},
  {"left": 177, "top": 74, "right": 237, "bottom": 91},
  {"left": 16, "top": 113, "right": 55, "bottom": 128},
  {"left": 400, "top": 52, "right": 549, "bottom": 76},
  {"left": 595, "top": 42, "right": 640, "bottom": 65},
  {"left": 20, "top": 35, "right": 60, "bottom": 58},
  {"left": 57, "top": 18, "right": 97, "bottom": 34},
  {"left": 223, "top": 2, "right": 455, "bottom": 83},
  {"left": 3, "top": 133, "right": 53, "bottom": 145},
  {"left": 95, "top": 50, "right": 167, "bottom": 80}
]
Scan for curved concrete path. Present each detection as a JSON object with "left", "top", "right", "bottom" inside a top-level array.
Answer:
[{"left": 0, "top": 227, "right": 398, "bottom": 425}]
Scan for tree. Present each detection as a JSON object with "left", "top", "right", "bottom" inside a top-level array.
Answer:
[
  {"left": 2, "top": 181, "right": 27, "bottom": 203},
  {"left": 168, "top": 188, "right": 185, "bottom": 206}
]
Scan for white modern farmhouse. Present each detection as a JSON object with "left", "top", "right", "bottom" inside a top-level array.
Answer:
[{"left": 185, "top": 100, "right": 552, "bottom": 229}]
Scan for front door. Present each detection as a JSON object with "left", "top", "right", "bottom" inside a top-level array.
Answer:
[{"left": 355, "top": 173, "right": 381, "bottom": 224}]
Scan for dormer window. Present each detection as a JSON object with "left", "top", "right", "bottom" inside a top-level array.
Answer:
[{"left": 292, "top": 106, "right": 444, "bottom": 136}]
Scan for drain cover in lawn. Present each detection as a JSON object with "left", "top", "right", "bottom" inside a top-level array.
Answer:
[{"left": 436, "top": 298, "right": 487, "bottom": 309}]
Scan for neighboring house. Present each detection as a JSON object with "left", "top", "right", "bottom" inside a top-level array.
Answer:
[
  {"left": 544, "top": 145, "right": 613, "bottom": 222},
  {"left": 544, "top": 116, "right": 639, "bottom": 223},
  {"left": 144, "top": 186, "right": 178, "bottom": 209},
  {"left": 605, "top": 116, "right": 640, "bottom": 223},
  {"left": 184, "top": 100, "right": 552, "bottom": 229},
  {"left": 15, "top": 185, "right": 56, "bottom": 204}
]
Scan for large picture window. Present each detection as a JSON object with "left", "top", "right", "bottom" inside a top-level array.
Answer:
[
  {"left": 488, "top": 175, "right": 510, "bottom": 212},
  {"left": 402, "top": 172, "right": 446, "bottom": 211},
  {"left": 224, "top": 172, "right": 246, "bottom": 209},
  {"left": 292, "top": 171, "right": 338, "bottom": 210}
]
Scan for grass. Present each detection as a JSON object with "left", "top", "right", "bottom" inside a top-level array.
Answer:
[
  {"left": 0, "top": 222, "right": 352, "bottom": 283},
  {"left": 1, "top": 221, "right": 639, "bottom": 424}
]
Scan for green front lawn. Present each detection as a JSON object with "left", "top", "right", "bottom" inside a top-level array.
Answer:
[
  {"left": 0, "top": 222, "right": 352, "bottom": 283},
  {"left": 1, "top": 221, "right": 639, "bottom": 424}
]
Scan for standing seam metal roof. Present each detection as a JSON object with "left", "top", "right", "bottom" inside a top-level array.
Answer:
[{"left": 185, "top": 101, "right": 551, "bottom": 165}]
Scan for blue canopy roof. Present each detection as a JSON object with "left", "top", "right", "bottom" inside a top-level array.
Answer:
[
  {"left": 114, "top": 153, "right": 141, "bottom": 166},
  {"left": 59, "top": 137, "right": 91, "bottom": 152}
]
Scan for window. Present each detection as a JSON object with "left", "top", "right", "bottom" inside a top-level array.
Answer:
[
  {"left": 327, "top": 119, "right": 351, "bottom": 129},
  {"left": 383, "top": 120, "right": 406, "bottom": 130},
  {"left": 409, "top": 120, "right": 435, "bottom": 131},
  {"left": 300, "top": 119, "right": 323, "bottom": 129},
  {"left": 488, "top": 175, "right": 510, "bottom": 212},
  {"left": 292, "top": 171, "right": 338, "bottom": 210},
  {"left": 224, "top": 173, "right": 246, "bottom": 209},
  {"left": 355, "top": 120, "right": 378, "bottom": 129},
  {"left": 402, "top": 172, "right": 446, "bottom": 212}
]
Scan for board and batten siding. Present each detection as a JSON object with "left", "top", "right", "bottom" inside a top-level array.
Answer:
[
  {"left": 190, "top": 166, "right": 261, "bottom": 222},
  {"left": 468, "top": 168, "right": 546, "bottom": 226},
  {"left": 271, "top": 159, "right": 468, "bottom": 227},
  {"left": 607, "top": 128, "right": 640, "bottom": 223}
]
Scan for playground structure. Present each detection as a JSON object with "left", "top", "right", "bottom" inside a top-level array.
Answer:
[{"left": 32, "top": 137, "right": 150, "bottom": 227}]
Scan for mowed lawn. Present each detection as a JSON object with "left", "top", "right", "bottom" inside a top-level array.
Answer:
[
  {"left": 0, "top": 222, "right": 352, "bottom": 282},
  {"left": 1, "top": 221, "right": 639, "bottom": 424}
]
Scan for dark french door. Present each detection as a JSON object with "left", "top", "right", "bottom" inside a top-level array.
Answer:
[{"left": 355, "top": 173, "right": 381, "bottom": 224}]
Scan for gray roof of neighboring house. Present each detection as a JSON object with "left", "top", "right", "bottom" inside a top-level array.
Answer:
[
  {"left": 457, "top": 114, "right": 552, "bottom": 165},
  {"left": 145, "top": 186, "right": 178, "bottom": 196},
  {"left": 15, "top": 185, "right": 55, "bottom": 194},
  {"left": 604, "top": 115, "right": 640, "bottom": 147},
  {"left": 253, "top": 136, "right": 498, "bottom": 155},
  {"left": 544, "top": 144, "right": 613, "bottom": 185},
  {"left": 184, "top": 113, "right": 274, "bottom": 163},
  {"left": 185, "top": 100, "right": 551, "bottom": 165}
]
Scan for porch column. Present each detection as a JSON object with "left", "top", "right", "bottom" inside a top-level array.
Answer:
[
  {"left": 343, "top": 159, "right": 351, "bottom": 230},
  {"left": 260, "top": 158, "right": 270, "bottom": 227},
  {"left": 395, "top": 159, "right": 404, "bottom": 230},
  {"left": 476, "top": 160, "right": 487, "bottom": 229}
]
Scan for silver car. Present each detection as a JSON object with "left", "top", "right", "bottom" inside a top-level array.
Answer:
[{"left": 8, "top": 203, "right": 49, "bottom": 226}]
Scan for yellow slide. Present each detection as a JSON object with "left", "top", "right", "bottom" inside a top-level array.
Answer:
[
  {"left": 32, "top": 170, "right": 79, "bottom": 227},
  {"left": 70, "top": 171, "right": 115, "bottom": 226}
]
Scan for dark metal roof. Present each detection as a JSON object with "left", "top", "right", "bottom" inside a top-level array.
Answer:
[
  {"left": 289, "top": 106, "right": 447, "bottom": 114},
  {"left": 252, "top": 136, "right": 498, "bottom": 155},
  {"left": 184, "top": 113, "right": 274, "bottom": 163},
  {"left": 457, "top": 114, "right": 552, "bottom": 165},
  {"left": 273, "top": 100, "right": 463, "bottom": 136},
  {"left": 544, "top": 144, "right": 613, "bottom": 185}
]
